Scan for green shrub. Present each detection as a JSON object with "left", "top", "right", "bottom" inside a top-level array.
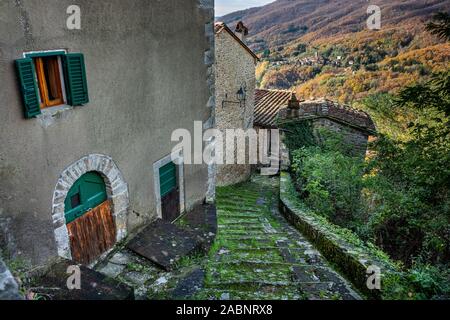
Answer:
[{"left": 291, "top": 135, "right": 365, "bottom": 229}]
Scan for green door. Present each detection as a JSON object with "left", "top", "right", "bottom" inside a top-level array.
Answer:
[
  {"left": 160, "top": 162, "right": 177, "bottom": 197},
  {"left": 159, "top": 162, "right": 180, "bottom": 222},
  {"left": 65, "top": 172, "right": 108, "bottom": 224}
]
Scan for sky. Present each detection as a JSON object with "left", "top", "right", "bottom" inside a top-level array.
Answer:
[{"left": 215, "top": 0, "right": 275, "bottom": 17}]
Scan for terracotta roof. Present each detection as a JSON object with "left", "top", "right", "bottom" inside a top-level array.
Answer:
[
  {"left": 254, "top": 90, "right": 377, "bottom": 133},
  {"left": 215, "top": 22, "right": 259, "bottom": 61},
  {"left": 254, "top": 89, "right": 293, "bottom": 127}
]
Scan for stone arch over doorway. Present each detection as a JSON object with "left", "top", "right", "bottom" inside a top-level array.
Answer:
[{"left": 51, "top": 154, "right": 129, "bottom": 260}]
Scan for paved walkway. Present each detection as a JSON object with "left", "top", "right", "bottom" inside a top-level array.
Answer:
[
  {"left": 96, "top": 175, "right": 361, "bottom": 300},
  {"left": 196, "top": 175, "right": 360, "bottom": 300}
]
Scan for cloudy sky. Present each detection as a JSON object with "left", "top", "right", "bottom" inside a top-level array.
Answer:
[{"left": 216, "top": 0, "right": 274, "bottom": 17}]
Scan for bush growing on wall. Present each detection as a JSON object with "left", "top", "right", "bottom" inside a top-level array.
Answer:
[{"left": 291, "top": 130, "right": 366, "bottom": 230}]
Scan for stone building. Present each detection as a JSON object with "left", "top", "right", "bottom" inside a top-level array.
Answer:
[
  {"left": 0, "top": 0, "right": 215, "bottom": 266},
  {"left": 214, "top": 22, "right": 259, "bottom": 186},
  {"left": 279, "top": 98, "right": 377, "bottom": 157},
  {"left": 254, "top": 90, "right": 376, "bottom": 157}
]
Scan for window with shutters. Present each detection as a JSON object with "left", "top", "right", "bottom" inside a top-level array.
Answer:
[{"left": 16, "top": 50, "right": 89, "bottom": 118}]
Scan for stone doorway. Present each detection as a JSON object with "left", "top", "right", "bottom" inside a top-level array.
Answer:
[
  {"left": 51, "top": 154, "right": 129, "bottom": 262},
  {"left": 153, "top": 150, "right": 185, "bottom": 221}
]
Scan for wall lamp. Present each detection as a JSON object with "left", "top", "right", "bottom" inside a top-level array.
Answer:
[{"left": 222, "top": 86, "right": 247, "bottom": 108}]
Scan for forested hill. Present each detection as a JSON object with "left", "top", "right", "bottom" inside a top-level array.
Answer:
[
  {"left": 220, "top": 0, "right": 450, "bottom": 52},
  {"left": 219, "top": 1, "right": 450, "bottom": 105}
]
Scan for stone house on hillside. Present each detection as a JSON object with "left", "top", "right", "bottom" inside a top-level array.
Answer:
[
  {"left": 214, "top": 22, "right": 259, "bottom": 186},
  {"left": 0, "top": 0, "right": 215, "bottom": 266},
  {"left": 254, "top": 89, "right": 376, "bottom": 157}
]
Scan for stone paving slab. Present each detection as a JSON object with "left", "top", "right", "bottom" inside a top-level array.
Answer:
[
  {"left": 127, "top": 219, "right": 201, "bottom": 271},
  {"left": 35, "top": 259, "right": 134, "bottom": 300}
]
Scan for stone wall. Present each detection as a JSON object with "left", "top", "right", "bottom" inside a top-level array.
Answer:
[
  {"left": 0, "top": 257, "right": 23, "bottom": 300},
  {"left": 313, "top": 118, "right": 370, "bottom": 157},
  {"left": 201, "top": 0, "right": 217, "bottom": 203},
  {"left": 215, "top": 26, "right": 256, "bottom": 186},
  {"left": 279, "top": 172, "right": 397, "bottom": 299},
  {"left": 279, "top": 99, "right": 375, "bottom": 158}
]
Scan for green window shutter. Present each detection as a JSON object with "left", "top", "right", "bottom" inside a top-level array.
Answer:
[
  {"left": 160, "top": 162, "right": 177, "bottom": 197},
  {"left": 63, "top": 53, "right": 89, "bottom": 106},
  {"left": 15, "top": 58, "right": 41, "bottom": 118}
]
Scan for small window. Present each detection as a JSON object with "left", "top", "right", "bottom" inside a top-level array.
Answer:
[
  {"left": 34, "top": 56, "right": 65, "bottom": 108},
  {"left": 70, "top": 193, "right": 81, "bottom": 208},
  {"left": 16, "top": 52, "right": 89, "bottom": 119}
]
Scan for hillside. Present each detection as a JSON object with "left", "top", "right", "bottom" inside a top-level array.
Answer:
[
  {"left": 221, "top": 0, "right": 450, "bottom": 52},
  {"left": 221, "top": 0, "right": 450, "bottom": 104}
]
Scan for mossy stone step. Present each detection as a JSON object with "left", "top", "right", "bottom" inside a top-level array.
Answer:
[
  {"left": 196, "top": 288, "right": 304, "bottom": 300},
  {"left": 219, "top": 197, "right": 261, "bottom": 203},
  {"left": 218, "top": 235, "right": 277, "bottom": 242},
  {"left": 218, "top": 213, "right": 264, "bottom": 219},
  {"left": 218, "top": 226, "right": 266, "bottom": 232},
  {"left": 214, "top": 238, "right": 273, "bottom": 248},
  {"left": 217, "top": 198, "right": 260, "bottom": 204},
  {"left": 207, "top": 267, "right": 293, "bottom": 283},
  {"left": 213, "top": 250, "right": 284, "bottom": 263},
  {"left": 206, "top": 280, "right": 293, "bottom": 291},
  {"left": 219, "top": 230, "right": 285, "bottom": 237},
  {"left": 217, "top": 193, "right": 260, "bottom": 199},
  {"left": 219, "top": 206, "right": 262, "bottom": 211},
  {"left": 217, "top": 207, "right": 264, "bottom": 214},
  {"left": 208, "top": 261, "right": 317, "bottom": 268},
  {"left": 218, "top": 221, "right": 263, "bottom": 227}
]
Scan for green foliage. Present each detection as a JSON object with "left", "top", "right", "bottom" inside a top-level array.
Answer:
[
  {"left": 285, "top": 82, "right": 449, "bottom": 298},
  {"left": 279, "top": 120, "right": 315, "bottom": 153},
  {"left": 395, "top": 70, "right": 450, "bottom": 117},
  {"left": 292, "top": 147, "right": 363, "bottom": 229},
  {"left": 291, "top": 132, "right": 365, "bottom": 229}
]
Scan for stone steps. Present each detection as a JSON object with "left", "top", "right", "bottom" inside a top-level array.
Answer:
[
  {"left": 206, "top": 280, "right": 294, "bottom": 291},
  {"left": 217, "top": 221, "right": 262, "bottom": 226},
  {"left": 197, "top": 288, "right": 304, "bottom": 300},
  {"left": 217, "top": 206, "right": 263, "bottom": 212},
  {"left": 219, "top": 232, "right": 286, "bottom": 240},
  {"left": 218, "top": 213, "right": 264, "bottom": 219},
  {"left": 207, "top": 265, "right": 293, "bottom": 283}
]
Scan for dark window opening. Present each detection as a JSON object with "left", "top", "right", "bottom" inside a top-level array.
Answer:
[
  {"left": 34, "top": 56, "right": 64, "bottom": 108},
  {"left": 71, "top": 193, "right": 81, "bottom": 208}
]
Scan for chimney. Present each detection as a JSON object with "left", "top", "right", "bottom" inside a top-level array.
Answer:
[
  {"left": 288, "top": 93, "right": 300, "bottom": 110},
  {"left": 235, "top": 21, "right": 249, "bottom": 44}
]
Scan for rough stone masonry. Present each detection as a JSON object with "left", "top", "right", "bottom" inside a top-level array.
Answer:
[{"left": 0, "top": 257, "right": 22, "bottom": 300}]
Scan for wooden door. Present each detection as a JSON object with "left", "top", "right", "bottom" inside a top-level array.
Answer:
[
  {"left": 159, "top": 162, "right": 181, "bottom": 222},
  {"left": 64, "top": 172, "right": 116, "bottom": 264},
  {"left": 67, "top": 200, "right": 116, "bottom": 265}
]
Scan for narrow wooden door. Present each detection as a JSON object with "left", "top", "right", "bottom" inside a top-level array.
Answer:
[
  {"left": 67, "top": 200, "right": 116, "bottom": 265},
  {"left": 64, "top": 172, "right": 116, "bottom": 265},
  {"left": 159, "top": 162, "right": 180, "bottom": 222}
]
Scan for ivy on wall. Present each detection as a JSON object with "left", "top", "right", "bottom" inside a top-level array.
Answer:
[{"left": 278, "top": 119, "right": 316, "bottom": 154}]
